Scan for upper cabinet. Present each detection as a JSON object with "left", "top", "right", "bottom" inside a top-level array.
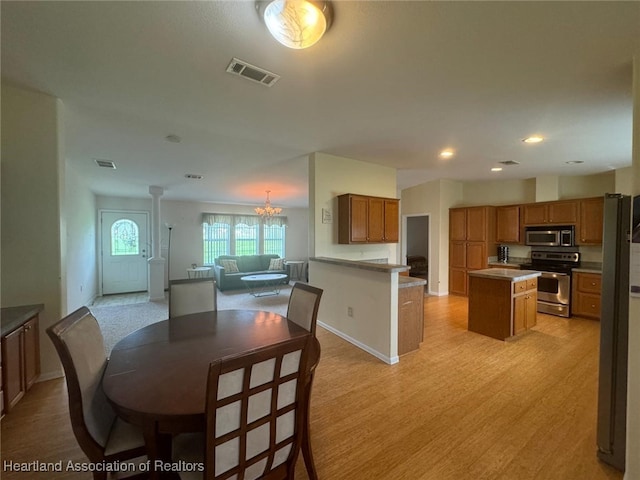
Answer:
[
  {"left": 522, "top": 200, "right": 578, "bottom": 226},
  {"left": 495, "top": 205, "right": 521, "bottom": 244},
  {"left": 577, "top": 197, "right": 604, "bottom": 245},
  {"left": 449, "top": 206, "right": 492, "bottom": 242},
  {"left": 338, "top": 194, "right": 399, "bottom": 244}
]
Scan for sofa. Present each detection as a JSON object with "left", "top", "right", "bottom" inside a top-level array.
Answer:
[{"left": 213, "top": 254, "right": 290, "bottom": 291}]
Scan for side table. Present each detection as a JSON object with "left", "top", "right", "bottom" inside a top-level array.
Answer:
[
  {"left": 285, "top": 260, "right": 305, "bottom": 281},
  {"left": 186, "top": 266, "right": 211, "bottom": 278}
]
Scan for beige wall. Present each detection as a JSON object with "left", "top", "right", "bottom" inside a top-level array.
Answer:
[
  {"left": 1, "top": 83, "right": 65, "bottom": 380},
  {"left": 559, "top": 171, "right": 616, "bottom": 199},
  {"left": 625, "top": 55, "right": 640, "bottom": 480},
  {"left": 615, "top": 166, "right": 634, "bottom": 194},
  {"left": 463, "top": 178, "right": 536, "bottom": 206},
  {"left": 310, "top": 152, "right": 398, "bottom": 261}
]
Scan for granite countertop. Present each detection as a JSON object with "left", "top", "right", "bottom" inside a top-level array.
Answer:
[
  {"left": 310, "top": 256, "right": 409, "bottom": 273},
  {"left": 469, "top": 268, "right": 542, "bottom": 282},
  {"left": 1, "top": 304, "right": 44, "bottom": 337},
  {"left": 399, "top": 276, "right": 427, "bottom": 288}
]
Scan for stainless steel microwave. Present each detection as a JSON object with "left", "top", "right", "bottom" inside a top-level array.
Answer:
[{"left": 525, "top": 226, "right": 574, "bottom": 247}]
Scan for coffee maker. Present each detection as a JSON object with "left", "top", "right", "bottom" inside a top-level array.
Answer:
[{"left": 497, "top": 245, "right": 509, "bottom": 263}]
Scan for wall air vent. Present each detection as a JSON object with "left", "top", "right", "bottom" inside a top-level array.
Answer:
[
  {"left": 226, "top": 58, "right": 280, "bottom": 87},
  {"left": 94, "top": 159, "right": 116, "bottom": 169},
  {"left": 498, "top": 160, "right": 520, "bottom": 165}
]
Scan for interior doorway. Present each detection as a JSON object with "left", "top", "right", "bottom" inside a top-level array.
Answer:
[{"left": 404, "top": 215, "right": 429, "bottom": 286}]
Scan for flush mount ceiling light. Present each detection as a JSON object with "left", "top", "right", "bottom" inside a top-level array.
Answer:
[
  {"left": 491, "top": 167, "right": 503, "bottom": 172},
  {"left": 522, "top": 135, "right": 544, "bottom": 144},
  {"left": 256, "top": 0, "right": 333, "bottom": 49},
  {"left": 439, "top": 149, "right": 455, "bottom": 159}
]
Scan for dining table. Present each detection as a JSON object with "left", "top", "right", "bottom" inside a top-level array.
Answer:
[{"left": 102, "top": 309, "right": 315, "bottom": 479}]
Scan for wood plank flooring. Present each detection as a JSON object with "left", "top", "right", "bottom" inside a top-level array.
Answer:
[{"left": 1, "top": 295, "right": 622, "bottom": 480}]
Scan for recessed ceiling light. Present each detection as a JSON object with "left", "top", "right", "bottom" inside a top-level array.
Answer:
[
  {"left": 522, "top": 136, "right": 544, "bottom": 144},
  {"left": 491, "top": 167, "right": 503, "bottom": 172},
  {"left": 565, "top": 160, "right": 584, "bottom": 165},
  {"left": 439, "top": 149, "right": 454, "bottom": 158}
]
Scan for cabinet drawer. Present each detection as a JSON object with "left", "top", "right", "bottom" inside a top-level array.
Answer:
[
  {"left": 526, "top": 278, "right": 538, "bottom": 290},
  {"left": 513, "top": 280, "right": 528, "bottom": 293},
  {"left": 576, "top": 273, "right": 601, "bottom": 294}
]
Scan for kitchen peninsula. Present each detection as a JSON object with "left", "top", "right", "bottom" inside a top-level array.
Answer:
[
  {"left": 309, "top": 257, "right": 422, "bottom": 364},
  {"left": 468, "top": 268, "right": 541, "bottom": 341}
]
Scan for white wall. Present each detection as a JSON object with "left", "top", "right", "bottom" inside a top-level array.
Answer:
[
  {"left": 96, "top": 196, "right": 309, "bottom": 284},
  {"left": 65, "top": 161, "right": 98, "bottom": 311},
  {"left": 1, "top": 83, "right": 65, "bottom": 380}
]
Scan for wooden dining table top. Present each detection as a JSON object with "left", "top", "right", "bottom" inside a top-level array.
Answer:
[{"left": 102, "top": 309, "right": 310, "bottom": 425}]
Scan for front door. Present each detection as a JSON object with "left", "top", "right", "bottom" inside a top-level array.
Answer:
[{"left": 101, "top": 211, "right": 149, "bottom": 295}]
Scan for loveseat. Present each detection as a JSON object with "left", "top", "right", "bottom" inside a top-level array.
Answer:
[{"left": 213, "top": 254, "right": 290, "bottom": 291}]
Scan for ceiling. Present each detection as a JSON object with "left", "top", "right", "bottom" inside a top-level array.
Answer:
[{"left": 2, "top": 1, "right": 639, "bottom": 208}]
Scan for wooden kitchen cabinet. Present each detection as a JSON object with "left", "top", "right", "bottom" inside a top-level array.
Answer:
[
  {"left": 572, "top": 271, "right": 602, "bottom": 319},
  {"left": 513, "top": 278, "right": 538, "bottom": 335},
  {"left": 522, "top": 200, "right": 578, "bottom": 226},
  {"left": 448, "top": 206, "right": 496, "bottom": 296},
  {"left": 338, "top": 194, "right": 399, "bottom": 244},
  {"left": 577, "top": 197, "right": 604, "bottom": 245},
  {"left": 398, "top": 284, "right": 424, "bottom": 355},
  {"left": 495, "top": 205, "right": 521, "bottom": 243},
  {"left": 1, "top": 306, "right": 42, "bottom": 415},
  {"left": 468, "top": 272, "right": 538, "bottom": 340}
]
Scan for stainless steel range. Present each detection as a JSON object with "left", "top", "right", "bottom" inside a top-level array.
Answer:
[{"left": 520, "top": 250, "right": 581, "bottom": 317}]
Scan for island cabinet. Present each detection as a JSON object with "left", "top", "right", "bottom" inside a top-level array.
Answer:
[
  {"left": 1, "top": 305, "right": 42, "bottom": 416},
  {"left": 338, "top": 194, "right": 399, "bottom": 244},
  {"left": 468, "top": 269, "right": 540, "bottom": 341},
  {"left": 522, "top": 200, "right": 579, "bottom": 226},
  {"left": 572, "top": 271, "right": 602, "bottom": 319},
  {"left": 495, "top": 205, "right": 521, "bottom": 244},
  {"left": 448, "top": 206, "right": 496, "bottom": 296},
  {"left": 398, "top": 279, "right": 425, "bottom": 356},
  {"left": 577, "top": 197, "right": 604, "bottom": 245}
]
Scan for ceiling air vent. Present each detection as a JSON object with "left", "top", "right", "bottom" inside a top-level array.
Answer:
[
  {"left": 498, "top": 160, "right": 520, "bottom": 166},
  {"left": 94, "top": 159, "right": 116, "bottom": 169},
  {"left": 226, "top": 58, "right": 280, "bottom": 87},
  {"left": 185, "top": 174, "right": 204, "bottom": 180}
]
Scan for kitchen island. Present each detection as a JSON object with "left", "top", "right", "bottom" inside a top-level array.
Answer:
[{"left": 468, "top": 268, "right": 541, "bottom": 341}]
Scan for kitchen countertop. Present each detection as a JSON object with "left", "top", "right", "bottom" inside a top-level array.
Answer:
[
  {"left": 469, "top": 268, "right": 541, "bottom": 282},
  {"left": 310, "top": 256, "right": 409, "bottom": 273},
  {"left": 572, "top": 267, "right": 602, "bottom": 274},
  {"left": 1, "top": 304, "right": 44, "bottom": 337},
  {"left": 399, "top": 276, "right": 427, "bottom": 288}
]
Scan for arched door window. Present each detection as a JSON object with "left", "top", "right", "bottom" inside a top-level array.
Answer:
[{"left": 111, "top": 219, "right": 139, "bottom": 256}]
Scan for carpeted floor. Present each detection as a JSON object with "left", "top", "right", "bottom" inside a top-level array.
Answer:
[{"left": 90, "top": 284, "right": 292, "bottom": 355}]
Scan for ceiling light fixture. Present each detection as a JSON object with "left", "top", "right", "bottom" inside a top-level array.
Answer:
[
  {"left": 255, "top": 190, "right": 282, "bottom": 217},
  {"left": 522, "top": 135, "right": 544, "bottom": 144},
  {"left": 491, "top": 167, "right": 503, "bottom": 172},
  {"left": 439, "top": 149, "right": 454, "bottom": 158},
  {"left": 256, "top": 0, "right": 333, "bottom": 49}
]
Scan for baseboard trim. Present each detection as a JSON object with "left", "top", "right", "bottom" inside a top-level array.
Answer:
[{"left": 317, "top": 321, "right": 398, "bottom": 365}]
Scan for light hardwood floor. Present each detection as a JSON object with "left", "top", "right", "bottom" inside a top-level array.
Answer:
[{"left": 1, "top": 295, "right": 622, "bottom": 480}]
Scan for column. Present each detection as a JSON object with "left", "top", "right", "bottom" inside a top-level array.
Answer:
[{"left": 148, "top": 185, "right": 166, "bottom": 301}]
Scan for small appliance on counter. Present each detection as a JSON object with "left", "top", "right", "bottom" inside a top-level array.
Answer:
[{"left": 497, "top": 245, "right": 509, "bottom": 263}]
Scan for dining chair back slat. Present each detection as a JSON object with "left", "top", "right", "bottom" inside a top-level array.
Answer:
[
  {"left": 286, "top": 282, "right": 323, "bottom": 336},
  {"left": 169, "top": 277, "right": 217, "bottom": 318}
]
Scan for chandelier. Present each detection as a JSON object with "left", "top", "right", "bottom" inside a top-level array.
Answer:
[
  {"left": 256, "top": 0, "right": 333, "bottom": 50},
  {"left": 255, "top": 190, "right": 282, "bottom": 217}
]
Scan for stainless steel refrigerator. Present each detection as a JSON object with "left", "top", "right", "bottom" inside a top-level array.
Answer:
[{"left": 596, "top": 193, "right": 631, "bottom": 471}]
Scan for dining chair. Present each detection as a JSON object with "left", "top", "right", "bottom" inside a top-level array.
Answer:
[
  {"left": 286, "top": 282, "right": 323, "bottom": 335},
  {"left": 169, "top": 277, "right": 217, "bottom": 318},
  {"left": 172, "top": 334, "right": 316, "bottom": 480},
  {"left": 46, "top": 307, "right": 147, "bottom": 480},
  {"left": 286, "top": 282, "right": 323, "bottom": 480}
]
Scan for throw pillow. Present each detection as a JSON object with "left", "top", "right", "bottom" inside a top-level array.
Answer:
[
  {"left": 219, "top": 259, "right": 239, "bottom": 273},
  {"left": 268, "top": 258, "right": 284, "bottom": 271}
]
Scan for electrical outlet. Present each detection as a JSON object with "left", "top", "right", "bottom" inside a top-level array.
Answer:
[{"left": 347, "top": 307, "right": 353, "bottom": 317}]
